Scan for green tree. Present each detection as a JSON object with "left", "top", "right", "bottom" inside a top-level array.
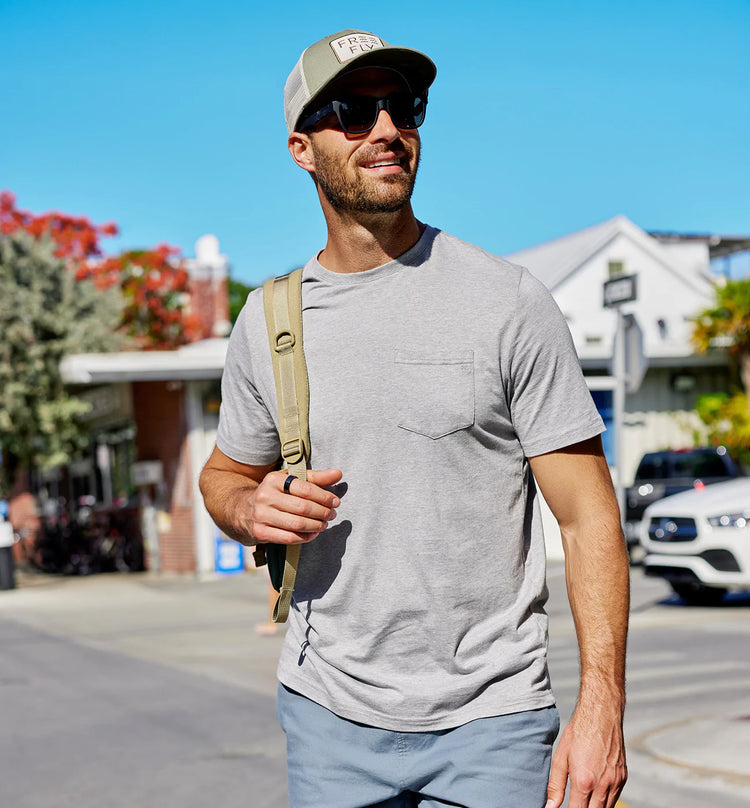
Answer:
[
  {"left": 228, "top": 276, "right": 256, "bottom": 325},
  {"left": 693, "top": 391, "right": 750, "bottom": 467},
  {"left": 0, "top": 232, "right": 124, "bottom": 487},
  {"left": 692, "top": 278, "right": 750, "bottom": 397}
]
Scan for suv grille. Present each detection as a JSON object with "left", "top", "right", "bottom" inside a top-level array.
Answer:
[{"left": 648, "top": 517, "right": 698, "bottom": 542}]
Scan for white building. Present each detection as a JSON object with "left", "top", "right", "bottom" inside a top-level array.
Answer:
[{"left": 506, "top": 215, "right": 734, "bottom": 486}]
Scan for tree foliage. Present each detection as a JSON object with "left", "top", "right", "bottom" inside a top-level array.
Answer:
[
  {"left": 0, "top": 232, "right": 124, "bottom": 483},
  {"left": 691, "top": 278, "right": 750, "bottom": 460},
  {"left": 692, "top": 278, "right": 750, "bottom": 396},
  {"left": 0, "top": 191, "right": 200, "bottom": 349},
  {"left": 84, "top": 247, "right": 201, "bottom": 348},
  {"left": 693, "top": 392, "right": 750, "bottom": 467},
  {"left": 0, "top": 189, "right": 118, "bottom": 265},
  {"left": 228, "top": 276, "right": 256, "bottom": 325}
]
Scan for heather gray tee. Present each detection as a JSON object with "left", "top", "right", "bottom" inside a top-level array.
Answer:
[{"left": 217, "top": 226, "right": 604, "bottom": 731}]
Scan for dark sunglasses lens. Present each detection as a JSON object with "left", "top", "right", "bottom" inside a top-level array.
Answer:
[
  {"left": 336, "top": 94, "right": 426, "bottom": 133},
  {"left": 336, "top": 99, "right": 377, "bottom": 134},
  {"left": 389, "top": 94, "right": 426, "bottom": 129}
]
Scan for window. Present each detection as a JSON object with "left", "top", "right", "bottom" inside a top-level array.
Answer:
[{"left": 608, "top": 260, "right": 625, "bottom": 277}]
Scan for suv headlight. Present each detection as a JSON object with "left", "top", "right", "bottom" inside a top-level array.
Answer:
[{"left": 707, "top": 512, "right": 750, "bottom": 528}]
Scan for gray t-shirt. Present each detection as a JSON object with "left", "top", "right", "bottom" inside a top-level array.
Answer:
[{"left": 217, "top": 225, "right": 604, "bottom": 731}]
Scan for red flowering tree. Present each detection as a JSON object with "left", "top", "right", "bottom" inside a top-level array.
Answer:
[
  {"left": 0, "top": 191, "right": 200, "bottom": 349},
  {"left": 0, "top": 190, "right": 118, "bottom": 266},
  {"left": 79, "top": 247, "right": 201, "bottom": 349}
]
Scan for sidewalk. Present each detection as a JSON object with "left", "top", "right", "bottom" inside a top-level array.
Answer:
[
  {"left": 2, "top": 567, "right": 750, "bottom": 798},
  {"left": 1, "top": 567, "right": 284, "bottom": 699}
]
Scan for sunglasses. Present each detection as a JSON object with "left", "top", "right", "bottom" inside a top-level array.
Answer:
[{"left": 298, "top": 91, "right": 428, "bottom": 135}]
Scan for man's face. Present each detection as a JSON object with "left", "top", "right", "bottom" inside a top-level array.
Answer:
[{"left": 305, "top": 68, "right": 421, "bottom": 215}]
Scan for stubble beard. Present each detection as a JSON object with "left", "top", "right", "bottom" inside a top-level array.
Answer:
[{"left": 311, "top": 138, "right": 420, "bottom": 215}]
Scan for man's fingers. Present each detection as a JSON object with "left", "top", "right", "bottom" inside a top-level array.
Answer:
[
  {"left": 545, "top": 748, "right": 569, "bottom": 808},
  {"left": 252, "top": 522, "right": 328, "bottom": 546},
  {"left": 249, "top": 468, "right": 342, "bottom": 544},
  {"left": 305, "top": 467, "right": 343, "bottom": 487},
  {"left": 254, "top": 496, "right": 332, "bottom": 533},
  {"left": 248, "top": 468, "right": 342, "bottom": 545},
  {"left": 282, "top": 469, "right": 342, "bottom": 507},
  {"left": 566, "top": 782, "right": 594, "bottom": 808},
  {"left": 281, "top": 489, "right": 337, "bottom": 521}
]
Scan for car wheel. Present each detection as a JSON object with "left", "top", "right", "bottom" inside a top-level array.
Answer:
[{"left": 670, "top": 581, "right": 727, "bottom": 606}]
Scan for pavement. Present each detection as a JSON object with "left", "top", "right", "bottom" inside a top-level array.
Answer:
[{"left": 2, "top": 565, "right": 750, "bottom": 805}]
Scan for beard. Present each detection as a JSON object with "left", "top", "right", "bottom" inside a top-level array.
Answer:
[{"left": 311, "top": 138, "right": 420, "bottom": 214}]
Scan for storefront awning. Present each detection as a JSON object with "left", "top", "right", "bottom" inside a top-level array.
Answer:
[{"left": 61, "top": 339, "right": 229, "bottom": 383}]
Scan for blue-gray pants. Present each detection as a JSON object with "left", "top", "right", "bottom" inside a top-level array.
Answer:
[{"left": 277, "top": 684, "right": 559, "bottom": 808}]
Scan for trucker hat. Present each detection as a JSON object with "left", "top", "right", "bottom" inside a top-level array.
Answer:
[{"left": 284, "top": 29, "right": 437, "bottom": 133}]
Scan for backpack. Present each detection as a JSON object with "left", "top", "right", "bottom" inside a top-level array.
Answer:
[{"left": 252, "top": 268, "right": 309, "bottom": 623}]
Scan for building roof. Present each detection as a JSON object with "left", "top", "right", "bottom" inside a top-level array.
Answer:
[
  {"left": 61, "top": 338, "right": 228, "bottom": 384},
  {"left": 504, "top": 214, "right": 711, "bottom": 296},
  {"left": 504, "top": 215, "right": 633, "bottom": 289},
  {"left": 647, "top": 230, "right": 750, "bottom": 259}
]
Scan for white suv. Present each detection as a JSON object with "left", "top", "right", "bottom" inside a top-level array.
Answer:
[{"left": 640, "top": 477, "right": 750, "bottom": 605}]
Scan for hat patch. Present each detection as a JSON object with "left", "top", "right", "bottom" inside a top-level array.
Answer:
[{"left": 330, "top": 34, "right": 384, "bottom": 63}]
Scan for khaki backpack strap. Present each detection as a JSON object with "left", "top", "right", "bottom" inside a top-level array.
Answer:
[{"left": 262, "top": 268, "right": 309, "bottom": 622}]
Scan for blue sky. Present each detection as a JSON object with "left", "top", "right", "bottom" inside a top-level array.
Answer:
[{"left": 3, "top": 1, "right": 749, "bottom": 285}]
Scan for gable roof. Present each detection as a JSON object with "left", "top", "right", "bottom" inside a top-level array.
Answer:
[{"left": 504, "top": 215, "right": 710, "bottom": 296}]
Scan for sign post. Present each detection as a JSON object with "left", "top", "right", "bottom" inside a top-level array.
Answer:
[{"left": 603, "top": 274, "right": 640, "bottom": 526}]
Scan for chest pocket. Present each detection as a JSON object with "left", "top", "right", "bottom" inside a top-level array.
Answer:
[{"left": 394, "top": 350, "right": 475, "bottom": 439}]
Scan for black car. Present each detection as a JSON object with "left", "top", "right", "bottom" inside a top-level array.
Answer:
[{"left": 624, "top": 447, "right": 741, "bottom": 556}]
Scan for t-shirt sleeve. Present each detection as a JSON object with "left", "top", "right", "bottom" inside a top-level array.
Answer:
[
  {"left": 505, "top": 268, "right": 605, "bottom": 458},
  {"left": 215, "top": 291, "right": 281, "bottom": 466}
]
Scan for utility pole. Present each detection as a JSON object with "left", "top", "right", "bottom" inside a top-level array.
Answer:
[
  {"left": 612, "top": 307, "right": 627, "bottom": 520},
  {"left": 603, "top": 274, "right": 640, "bottom": 525}
]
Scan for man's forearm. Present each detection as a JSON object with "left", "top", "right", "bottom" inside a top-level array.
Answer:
[
  {"left": 199, "top": 467, "right": 261, "bottom": 546},
  {"left": 562, "top": 508, "right": 629, "bottom": 704},
  {"left": 544, "top": 508, "right": 630, "bottom": 808}
]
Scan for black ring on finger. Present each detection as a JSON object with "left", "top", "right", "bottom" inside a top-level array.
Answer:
[{"left": 283, "top": 474, "right": 295, "bottom": 494}]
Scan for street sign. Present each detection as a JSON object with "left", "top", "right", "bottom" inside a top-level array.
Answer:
[
  {"left": 609, "top": 313, "right": 647, "bottom": 393},
  {"left": 133, "top": 460, "right": 164, "bottom": 486},
  {"left": 215, "top": 533, "right": 244, "bottom": 574},
  {"left": 603, "top": 274, "right": 638, "bottom": 308},
  {"left": 623, "top": 313, "right": 647, "bottom": 393}
]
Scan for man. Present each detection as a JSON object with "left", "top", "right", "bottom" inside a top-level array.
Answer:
[{"left": 200, "top": 29, "right": 628, "bottom": 808}]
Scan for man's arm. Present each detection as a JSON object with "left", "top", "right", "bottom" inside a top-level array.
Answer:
[
  {"left": 199, "top": 446, "right": 341, "bottom": 546},
  {"left": 528, "top": 435, "right": 629, "bottom": 808}
]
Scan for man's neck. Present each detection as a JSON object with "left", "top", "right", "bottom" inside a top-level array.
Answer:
[{"left": 317, "top": 204, "right": 424, "bottom": 274}]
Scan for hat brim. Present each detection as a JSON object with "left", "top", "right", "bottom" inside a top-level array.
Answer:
[{"left": 295, "top": 46, "right": 437, "bottom": 131}]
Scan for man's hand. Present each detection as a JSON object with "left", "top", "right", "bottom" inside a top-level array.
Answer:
[
  {"left": 546, "top": 695, "right": 627, "bottom": 808},
  {"left": 249, "top": 468, "right": 342, "bottom": 545},
  {"left": 199, "top": 446, "right": 342, "bottom": 546}
]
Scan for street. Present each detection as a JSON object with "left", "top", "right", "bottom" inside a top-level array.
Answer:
[
  {"left": 547, "top": 565, "right": 750, "bottom": 808},
  {"left": 1, "top": 565, "right": 748, "bottom": 808}
]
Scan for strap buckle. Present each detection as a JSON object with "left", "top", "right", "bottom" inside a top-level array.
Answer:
[
  {"left": 281, "top": 438, "right": 305, "bottom": 465},
  {"left": 274, "top": 331, "right": 295, "bottom": 354}
]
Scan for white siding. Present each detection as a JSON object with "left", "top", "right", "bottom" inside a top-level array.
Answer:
[{"left": 553, "top": 232, "right": 713, "bottom": 362}]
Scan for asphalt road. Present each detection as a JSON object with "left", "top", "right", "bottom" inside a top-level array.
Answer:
[
  {"left": 546, "top": 565, "right": 750, "bottom": 808},
  {"left": 1, "top": 564, "right": 748, "bottom": 808}
]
